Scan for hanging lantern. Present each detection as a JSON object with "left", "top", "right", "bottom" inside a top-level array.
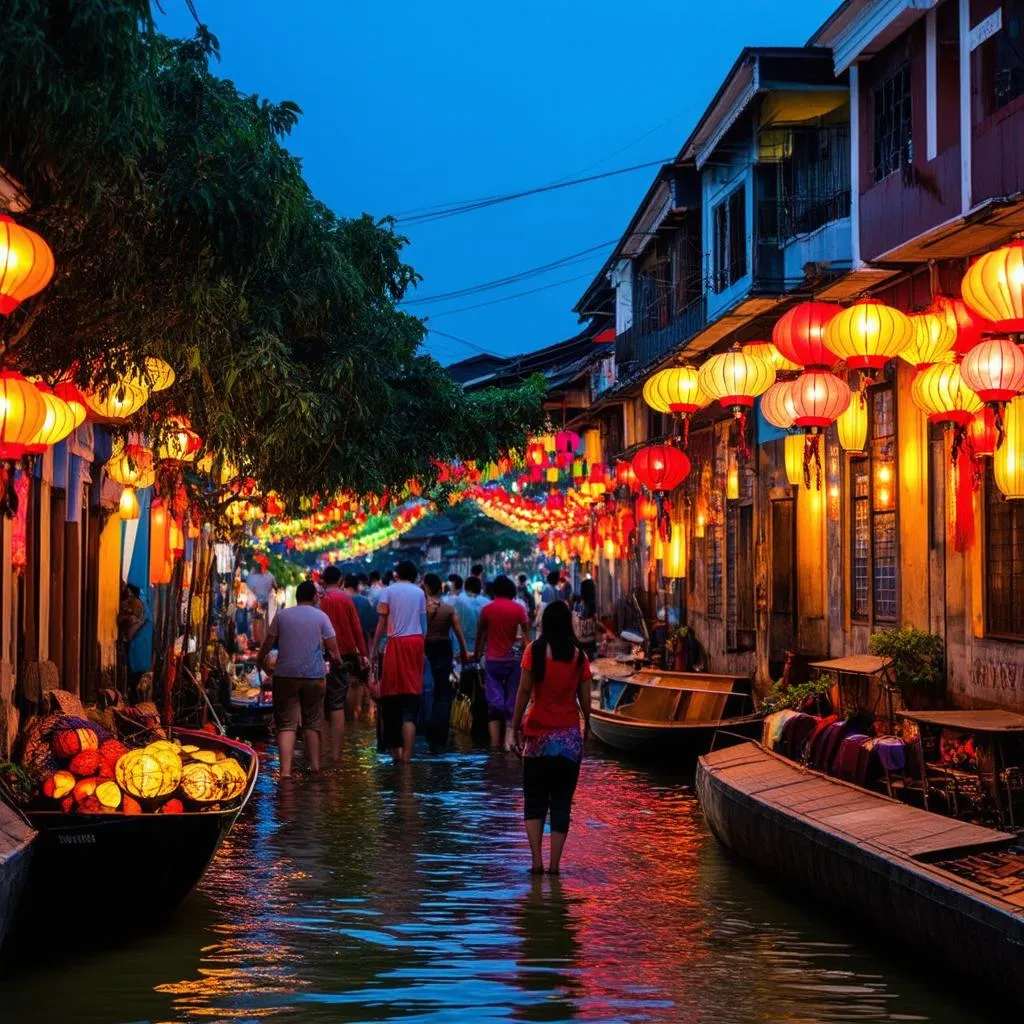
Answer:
[
  {"left": 698, "top": 343, "right": 775, "bottom": 459},
  {"left": 784, "top": 433, "right": 804, "bottom": 487},
  {"left": 911, "top": 361, "right": 982, "bottom": 426},
  {"left": 962, "top": 241, "right": 1024, "bottom": 332},
  {"left": 143, "top": 357, "right": 176, "bottom": 392},
  {"left": 170, "top": 520, "right": 185, "bottom": 556},
  {"left": 789, "top": 371, "right": 850, "bottom": 490},
  {"left": 901, "top": 311, "right": 957, "bottom": 369},
  {"left": 84, "top": 379, "right": 149, "bottom": 421},
  {"left": 118, "top": 486, "right": 140, "bottom": 520},
  {"left": 836, "top": 390, "right": 868, "bottom": 452},
  {"left": 759, "top": 380, "right": 797, "bottom": 430},
  {"left": 0, "top": 214, "right": 55, "bottom": 314},
  {"left": 602, "top": 537, "right": 620, "bottom": 561},
  {"left": 994, "top": 395, "right": 1024, "bottom": 498},
  {"left": 825, "top": 299, "right": 914, "bottom": 371},
  {"left": 663, "top": 519, "right": 687, "bottom": 578},
  {"left": 930, "top": 294, "right": 992, "bottom": 356},
  {"left": 636, "top": 495, "right": 658, "bottom": 522},
  {"left": 583, "top": 429, "right": 602, "bottom": 467},
  {"left": 772, "top": 301, "right": 842, "bottom": 368},
  {"left": 25, "top": 382, "right": 76, "bottom": 453},
  {"left": 643, "top": 364, "right": 707, "bottom": 444},
  {"left": 615, "top": 460, "right": 638, "bottom": 491},
  {"left": 968, "top": 407, "right": 999, "bottom": 458},
  {"left": 157, "top": 415, "right": 202, "bottom": 463},
  {"left": 0, "top": 370, "right": 47, "bottom": 460},
  {"left": 744, "top": 340, "right": 800, "bottom": 373},
  {"left": 106, "top": 443, "right": 155, "bottom": 488},
  {"left": 959, "top": 337, "right": 1024, "bottom": 403},
  {"left": 631, "top": 445, "right": 691, "bottom": 492},
  {"left": 52, "top": 381, "right": 88, "bottom": 429}
]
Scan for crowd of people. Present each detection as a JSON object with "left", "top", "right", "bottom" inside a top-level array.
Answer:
[{"left": 253, "top": 560, "right": 607, "bottom": 873}]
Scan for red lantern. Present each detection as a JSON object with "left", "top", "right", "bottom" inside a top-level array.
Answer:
[
  {"left": 636, "top": 496, "right": 658, "bottom": 522},
  {"left": 615, "top": 460, "right": 638, "bottom": 491},
  {"left": 789, "top": 371, "right": 851, "bottom": 428},
  {"left": 772, "top": 301, "right": 842, "bottom": 368},
  {"left": 631, "top": 445, "right": 691, "bottom": 492},
  {"left": 959, "top": 337, "right": 1024, "bottom": 403},
  {"left": 930, "top": 296, "right": 991, "bottom": 357},
  {"left": 0, "top": 371, "right": 47, "bottom": 460},
  {"left": 968, "top": 407, "right": 998, "bottom": 458}
]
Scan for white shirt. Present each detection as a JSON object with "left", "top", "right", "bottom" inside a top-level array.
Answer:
[{"left": 378, "top": 581, "right": 426, "bottom": 638}]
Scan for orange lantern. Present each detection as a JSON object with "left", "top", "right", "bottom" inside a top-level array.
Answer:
[
  {"left": 118, "top": 486, "right": 140, "bottom": 520},
  {"left": 959, "top": 337, "right": 1024, "bottom": 403},
  {"left": 25, "top": 382, "right": 77, "bottom": 453},
  {"left": 636, "top": 495, "right": 658, "bottom": 522},
  {"left": 911, "top": 361, "right": 982, "bottom": 426},
  {"left": 759, "top": 380, "right": 797, "bottom": 430},
  {"left": 743, "top": 340, "right": 800, "bottom": 373},
  {"left": 825, "top": 299, "right": 914, "bottom": 371},
  {"left": 962, "top": 241, "right": 1024, "bottom": 332},
  {"left": 901, "top": 311, "right": 957, "bottom": 369},
  {"left": 53, "top": 381, "right": 88, "bottom": 429},
  {"left": 106, "top": 443, "right": 155, "bottom": 488},
  {"left": 968, "top": 407, "right": 998, "bottom": 459},
  {"left": 0, "top": 371, "right": 47, "bottom": 459},
  {"left": 0, "top": 214, "right": 55, "bottom": 314},
  {"left": 157, "top": 415, "right": 202, "bottom": 462}
]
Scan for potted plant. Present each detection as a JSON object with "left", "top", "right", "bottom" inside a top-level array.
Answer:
[{"left": 868, "top": 627, "right": 945, "bottom": 709}]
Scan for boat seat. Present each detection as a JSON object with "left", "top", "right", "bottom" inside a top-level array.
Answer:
[
  {"left": 675, "top": 691, "right": 729, "bottom": 723},
  {"left": 618, "top": 687, "right": 681, "bottom": 721}
]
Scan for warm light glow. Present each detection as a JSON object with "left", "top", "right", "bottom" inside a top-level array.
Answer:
[
  {"left": 877, "top": 465, "right": 892, "bottom": 484},
  {"left": 694, "top": 512, "right": 706, "bottom": 538},
  {"left": 962, "top": 241, "right": 1024, "bottom": 332},
  {"left": 0, "top": 215, "right": 55, "bottom": 315},
  {"left": 143, "top": 357, "right": 176, "bottom": 392},
  {"left": 118, "top": 486, "right": 140, "bottom": 520},
  {"left": 825, "top": 299, "right": 914, "bottom": 370},
  {"left": 959, "top": 337, "right": 1024, "bottom": 403},
  {"left": 836, "top": 390, "right": 868, "bottom": 451},
  {"left": 53, "top": 381, "right": 87, "bottom": 429},
  {"left": 744, "top": 340, "right": 800, "bottom": 372},
  {"left": 106, "top": 442, "right": 155, "bottom": 488},
  {"left": 784, "top": 433, "right": 804, "bottom": 486},
  {"left": 698, "top": 343, "right": 775, "bottom": 409},
  {"left": 911, "top": 360, "right": 982, "bottom": 425},
  {"left": 643, "top": 364, "right": 706, "bottom": 414},
  {"left": 901, "top": 312, "right": 957, "bottom": 368},
  {"left": 994, "top": 395, "right": 1024, "bottom": 499},
  {"left": 789, "top": 370, "right": 851, "bottom": 427},
  {"left": 829, "top": 484, "right": 840, "bottom": 499},
  {"left": 878, "top": 486, "right": 891, "bottom": 506},
  {"left": 84, "top": 380, "right": 149, "bottom": 421},
  {"left": 726, "top": 463, "right": 739, "bottom": 500},
  {"left": 772, "top": 301, "right": 842, "bottom": 368},
  {"left": 759, "top": 380, "right": 797, "bottom": 429},
  {"left": 157, "top": 415, "right": 202, "bottom": 462},
  {"left": 632, "top": 445, "right": 691, "bottom": 492},
  {"left": 0, "top": 370, "right": 48, "bottom": 460},
  {"left": 663, "top": 520, "right": 687, "bottom": 578},
  {"left": 25, "top": 383, "right": 77, "bottom": 452}
]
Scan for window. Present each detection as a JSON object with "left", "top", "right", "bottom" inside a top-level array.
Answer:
[
  {"left": 726, "top": 502, "right": 755, "bottom": 650},
  {"left": 872, "top": 63, "right": 913, "bottom": 181},
  {"left": 707, "top": 519, "right": 723, "bottom": 618},
  {"left": 771, "top": 498, "right": 796, "bottom": 616},
  {"left": 985, "top": 464, "right": 1024, "bottom": 638},
  {"left": 849, "top": 386, "right": 898, "bottom": 622},
  {"left": 713, "top": 186, "right": 746, "bottom": 293},
  {"left": 973, "top": 2, "right": 1024, "bottom": 123}
]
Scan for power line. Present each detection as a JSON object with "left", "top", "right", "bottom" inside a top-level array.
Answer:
[
  {"left": 424, "top": 270, "right": 599, "bottom": 319},
  {"left": 426, "top": 328, "right": 502, "bottom": 358}
]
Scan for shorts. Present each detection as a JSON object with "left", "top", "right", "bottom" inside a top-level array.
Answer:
[
  {"left": 380, "top": 694, "right": 421, "bottom": 749},
  {"left": 484, "top": 657, "right": 521, "bottom": 722},
  {"left": 325, "top": 653, "right": 362, "bottom": 713},
  {"left": 272, "top": 675, "right": 326, "bottom": 733}
]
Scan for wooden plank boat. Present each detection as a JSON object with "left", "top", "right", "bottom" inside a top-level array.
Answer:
[
  {"left": 0, "top": 795, "right": 35, "bottom": 952},
  {"left": 590, "top": 668, "right": 762, "bottom": 763},
  {"left": 13, "top": 729, "right": 258, "bottom": 939},
  {"left": 697, "top": 741, "right": 1024, "bottom": 1006}
]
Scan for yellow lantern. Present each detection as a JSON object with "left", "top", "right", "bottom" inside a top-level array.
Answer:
[
  {"left": 911, "top": 361, "right": 982, "bottom": 426},
  {"left": 962, "top": 241, "right": 1024, "bottom": 332},
  {"left": 0, "top": 214, "right": 55, "bottom": 315},
  {"left": 744, "top": 340, "right": 800, "bottom": 373},
  {"left": 0, "top": 371, "right": 48, "bottom": 460},
  {"left": 84, "top": 379, "right": 149, "bottom": 421},
  {"left": 106, "top": 443, "right": 155, "bottom": 488},
  {"left": 157, "top": 415, "right": 202, "bottom": 462},
  {"left": 642, "top": 364, "right": 706, "bottom": 414},
  {"left": 143, "top": 357, "right": 176, "bottom": 392},
  {"left": 901, "top": 312, "right": 957, "bottom": 369},
  {"left": 114, "top": 745, "right": 182, "bottom": 800},
  {"left": 25, "top": 382, "right": 77, "bottom": 452},
  {"left": 694, "top": 512, "right": 706, "bottom": 539},
  {"left": 212, "top": 758, "right": 248, "bottom": 800},
  {"left": 94, "top": 780, "right": 123, "bottom": 811},
  {"left": 825, "top": 299, "right": 914, "bottom": 371},
  {"left": 994, "top": 395, "right": 1024, "bottom": 499},
  {"left": 180, "top": 761, "right": 221, "bottom": 802},
  {"left": 53, "top": 381, "right": 88, "bottom": 429},
  {"left": 583, "top": 429, "right": 602, "bottom": 467},
  {"left": 726, "top": 462, "right": 740, "bottom": 500},
  {"left": 784, "top": 433, "right": 804, "bottom": 486},
  {"left": 663, "top": 520, "right": 687, "bottom": 578},
  {"left": 837, "top": 390, "right": 868, "bottom": 451},
  {"left": 698, "top": 343, "right": 776, "bottom": 413},
  {"left": 119, "top": 486, "right": 140, "bottom": 520}
]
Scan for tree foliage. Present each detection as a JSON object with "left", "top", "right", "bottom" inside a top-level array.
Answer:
[{"left": 0, "top": 3, "right": 545, "bottom": 500}]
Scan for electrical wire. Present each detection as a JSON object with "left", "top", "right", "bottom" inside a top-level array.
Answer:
[
  {"left": 426, "top": 328, "right": 502, "bottom": 358},
  {"left": 424, "top": 271, "right": 599, "bottom": 319}
]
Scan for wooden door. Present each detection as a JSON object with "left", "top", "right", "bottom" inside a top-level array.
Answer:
[{"left": 769, "top": 497, "right": 797, "bottom": 667}]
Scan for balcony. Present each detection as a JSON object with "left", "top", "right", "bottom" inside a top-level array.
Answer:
[{"left": 614, "top": 296, "right": 707, "bottom": 380}]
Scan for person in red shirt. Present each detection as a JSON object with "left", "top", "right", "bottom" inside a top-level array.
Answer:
[
  {"left": 473, "top": 574, "right": 529, "bottom": 748},
  {"left": 319, "top": 565, "right": 369, "bottom": 760},
  {"left": 507, "top": 600, "right": 591, "bottom": 875}
]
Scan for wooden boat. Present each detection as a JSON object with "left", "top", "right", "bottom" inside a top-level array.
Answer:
[
  {"left": 0, "top": 795, "right": 35, "bottom": 952},
  {"left": 697, "top": 741, "right": 1024, "bottom": 1007},
  {"left": 590, "top": 668, "right": 763, "bottom": 762},
  {"left": 14, "top": 729, "right": 258, "bottom": 938}
]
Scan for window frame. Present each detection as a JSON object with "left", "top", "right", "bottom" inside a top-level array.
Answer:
[
  {"left": 983, "top": 463, "right": 1024, "bottom": 641},
  {"left": 871, "top": 61, "right": 913, "bottom": 182},
  {"left": 712, "top": 185, "right": 747, "bottom": 293}
]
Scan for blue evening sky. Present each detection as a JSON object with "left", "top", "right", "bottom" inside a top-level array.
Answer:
[{"left": 157, "top": 1, "right": 837, "bottom": 365}]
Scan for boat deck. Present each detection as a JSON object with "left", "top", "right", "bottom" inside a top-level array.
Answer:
[
  {"left": 0, "top": 802, "right": 34, "bottom": 860},
  {"left": 702, "top": 743, "right": 1014, "bottom": 860}
]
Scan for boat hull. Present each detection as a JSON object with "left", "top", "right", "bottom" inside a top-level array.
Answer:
[
  {"left": 696, "top": 745, "right": 1024, "bottom": 1007},
  {"left": 0, "top": 801, "right": 35, "bottom": 953},
  {"left": 590, "top": 710, "right": 762, "bottom": 763}
]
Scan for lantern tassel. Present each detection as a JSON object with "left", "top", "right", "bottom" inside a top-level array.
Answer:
[
  {"left": 681, "top": 415, "right": 690, "bottom": 449},
  {"left": 992, "top": 403, "right": 1006, "bottom": 451},
  {"left": 734, "top": 409, "right": 750, "bottom": 461},
  {"left": 802, "top": 432, "right": 823, "bottom": 491},
  {"left": 950, "top": 434, "right": 975, "bottom": 553}
]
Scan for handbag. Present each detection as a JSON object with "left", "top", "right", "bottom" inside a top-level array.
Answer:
[{"left": 450, "top": 675, "right": 473, "bottom": 733}]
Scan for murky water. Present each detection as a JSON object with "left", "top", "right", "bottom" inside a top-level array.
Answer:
[{"left": 0, "top": 724, "right": 1007, "bottom": 1023}]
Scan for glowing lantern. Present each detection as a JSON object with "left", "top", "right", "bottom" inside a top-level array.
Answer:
[
  {"left": 744, "top": 340, "right": 800, "bottom": 373},
  {"left": 784, "top": 433, "right": 804, "bottom": 486},
  {"left": 106, "top": 443, "right": 155, "bottom": 488},
  {"left": 698, "top": 343, "right": 775, "bottom": 412},
  {"left": 115, "top": 744, "right": 182, "bottom": 799},
  {"left": 930, "top": 295, "right": 992, "bottom": 356},
  {"left": 663, "top": 520, "right": 687, "bottom": 578},
  {"left": 789, "top": 370, "right": 851, "bottom": 427},
  {"left": 42, "top": 771, "right": 76, "bottom": 800},
  {"left": 772, "top": 301, "right": 842, "bottom": 368},
  {"left": 180, "top": 761, "right": 221, "bottom": 802},
  {"left": 632, "top": 445, "right": 691, "bottom": 492},
  {"left": 25, "top": 382, "right": 76, "bottom": 453},
  {"left": 994, "top": 395, "right": 1024, "bottom": 498},
  {"left": 0, "top": 371, "right": 47, "bottom": 460},
  {"left": 615, "top": 460, "right": 638, "bottom": 491},
  {"left": 901, "top": 312, "right": 957, "bottom": 369},
  {"left": 968, "top": 407, "right": 998, "bottom": 458},
  {"left": 84, "top": 380, "right": 149, "bottom": 421},
  {"left": 95, "top": 780, "right": 123, "bottom": 811},
  {"left": 157, "top": 415, "right": 202, "bottom": 462},
  {"left": 959, "top": 338, "right": 1024, "bottom": 403},
  {"left": 962, "top": 241, "right": 1024, "bottom": 332},
  {"left": 0, "top": 214, "right": 55, "bottom": 314},
  {"left": 212, "top": 758, "right": 248, "bottom": 800},
  {"left": 170, "top": 520, "right": 185, "bottom": 556},
  {"left": 836, "top": 391, "right": 868, "bottom": 452},
  {"left": 119, "top": 486, "right": 140, "bottom": 520},
  {"left": 643, "top": 364, "right": 707, "bottom": 444},
  {"left": 759, "top": 380, "right": 797, "bottom": 430},
  {"left": 726, "top": 460, "right": 740, "bottom": 500},
  {"left": 143, "top": 357, "right": 176, "bottom": 392},
  {"left": 911, "top": 361, "right": 982, "bottom": 426},
  {"left": 637, "top": 495, "right": 658, "bottom": 522},
  {"left": 825, "top": 299, "right": 914, "bottom": 371},
  {"left": 53, "top": 381, "right": 87, "bottom": 429},
  {"left": 52, "top": 727, "right": 98, "bottom": 759}
]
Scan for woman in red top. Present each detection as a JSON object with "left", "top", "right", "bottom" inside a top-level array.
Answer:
[{"left": 507, "top": 601, "right": 591, "bottom": 875}]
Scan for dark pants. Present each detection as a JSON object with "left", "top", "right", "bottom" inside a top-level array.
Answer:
[
  {"left": 424, "top": 639, "right": 453, "bottom": 745},
  {"left": 523, "top": 756, "right": 581, "bottom": 834}
]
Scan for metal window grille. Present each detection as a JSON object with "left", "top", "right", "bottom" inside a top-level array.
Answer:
[
  {"left": 975, "top": 1, "right": 1024, "bottom": 119},
  {"left": 985, "top": 464, "right": 1024, "bottom": 637},
  {"left": 872, "top": 64, "right": 913, "bottom": 182},
  {"left": 713, "top": 186, "right": 747, "bottom": 293},
  {"left": 707, "top": 520, "right": 723, "bottom": 618},
  {"left": 851, "top": 459, "right": 870, "bottom": 619}
]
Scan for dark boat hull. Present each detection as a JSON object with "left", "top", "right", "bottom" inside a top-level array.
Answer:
[
  {"left": 14, "top": 730, "right": 257, "bottom": 938},
  {"left": 696, "top": 745, "right": 1024, "bottom": 1008},
  {"left": 590, "top": 710, "right": 762, "bottom": 763},
  {"left": 0, "top": 801, "right": 35, "bottom": 952}
]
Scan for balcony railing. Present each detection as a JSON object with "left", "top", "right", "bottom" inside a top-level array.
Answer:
[
  {"left": 615, "top": 296, "right": 707, "bottom": 378},
  {"left": 757, "top": 190, "right": 851, "bottom": 246}
]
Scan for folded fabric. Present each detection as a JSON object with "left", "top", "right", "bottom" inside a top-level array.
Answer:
[
  {"left": 765, "top": 709, "right": 800, "bottom": 750},
  {"left": 812, "top": 719, "right": 848, "bottom": 773},
  {"left": 781, "top": 712, "right": 819, "bottom": 761},
  {"left": 873, "top": 735, "right": 906, "bottom": 773},
  {"left": 833, "top": 733, "right": 872, "bottom": 782}
]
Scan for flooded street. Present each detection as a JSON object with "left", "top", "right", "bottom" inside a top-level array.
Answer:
[{"left": 0, "top": 725, "right": 1003, "bottom": 1023}]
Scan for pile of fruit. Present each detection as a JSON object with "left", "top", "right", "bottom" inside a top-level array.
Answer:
[{"left": 19, "top": 714, "right": 249, "bottom": 814}]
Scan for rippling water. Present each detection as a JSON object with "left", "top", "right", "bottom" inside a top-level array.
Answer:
[{"left": 0, "top": 724, "right": 1005, "bottom": 1023}]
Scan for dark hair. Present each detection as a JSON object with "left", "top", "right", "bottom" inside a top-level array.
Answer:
[
  {"left": 517, "top": 573, "right": 527, "bottom": 584},
  {"left": 368, "top": 570, "right": 381, "bottom": 584},
  {"left": 356, "top": 572, "right": 369, "bottom": 585},
  {"left": 465, "top": 576, "right": 482, "bottom": 595},
  {"left": 448, "top": 573, "right": 463, "bottom": 590},
  {"left": 484, "top": 581, "right": 495, "bottom": 598},
  {"left": 531, "top": 601, "right": 583, "bottom": 682},
  {"left": 547, "top": 569, "right": 561, "bottom": 586},
  {"left": 492, "top": 574, "right": 517, "bottom": 600},
  {"left": 471, "top": 564, "right": 484, "bottom": 577},
  {"left": 395, "top": 560, "right": 418, "bottom": 582},
  {"left": 323, "top": 565, "right": 342, "bottom": 585},
  {"left": 296, "top": 580, "right": 317, "bottom": 603},
  {"left": 343, "top": 573, "right": 359, "bottom": 589},
  {"left": 423, "top": 572, "right": 442, "bottom": 596},
  {"left": 578, "top": 578, "right": 597, "bottom": 619},
  {"left": 382, "top": 570, "right": 394, "bottom": 585}
]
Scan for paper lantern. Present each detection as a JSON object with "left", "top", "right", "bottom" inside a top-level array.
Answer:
[
  {"left": 643, "top": 364, "right": 706, "bottom": 413},
  {"left": 784, "top": 433, "right": 804, "bottom": 486},
  {"left": 42, "top": 771, "right": 76, "bottom": 800},
  {"left": 930, "top": 295, "right": 992, "bottom": 356},
  {"left": 959, "top": 338, "right": 1024, "bottom": 403},
  {"left": 825, "top": 299, "right": 914, "bottom": 371},
  {"left": 962, "top": 241, "right": 1024, "bottom": 332},
  {"left": 179, "top": 761, "right": 219, "bottom": 802},
  {"left": 968, "top": 407, "right": 998, "bottom": 458},
  {"left": 72, "top": 778, "right": 99, "bottom": 804},
  {"left": 994, "top": 396, "right": 1024, "bottom": 498},
  {"left": 636, "top": 496, "right": 658, "bottom": 522},
  {"left": 760, "top": 380, "right": 797, "bottom": 429},
  {"left": 157, "top": 415, "right": 202, "bottom": 463},
  {"left": 744, "top": 340, "right": 800, "bottom": 374},
  {"left": 53, "top": 726, "right": 99, "bottom": 759},
  {"left": 119, "top": 486, "right": 140, "bottom": 520},
  {"left": 0, "top": 214, "right": 55, "bottom": 314},
  {"left": 911, "top": 361, "right": 982, "bottom": 426},
  {"left": 143, "top": 357, "right": 176, "bottom": 392},
  {"left": 115, "top": 745, "right": 182, "bottom": 799},
  {"left": 772, "top": 301, "right": 842, "bottom": 368},
  {"left": 160, "top": 798, "right": 185, "bottom": 815},
  {"left": 106, "top": 443, "right": 155, "bottom": 488},
  {"left": 632, "top": 445, "right": 691, "bottom": 492},
  {"left": 726, "top": 462, "right": 740, "bottom": 500},
  {"left": 212, "top": 758, "right": 248, "bottom": 800},
  {"left": 698, "top": 343, "right": 775, "bottom": 411},
  {"left": 95, "top": 780, "right": 123, "bottom": 810},
  {"left": 837, "top": 390, "right": 868, "bottom": 452},
  {"left": 901, "top": 312, "right": 957, "bottom": 369},
  {"left": 789, "top": 370, "right": 851, "bottom": 428},
  {"left": 0, "top": 371, "right": 47, "bottom": 460},
  {"left": 52, "top": 381, "right": 88, "bottom": 429},
  {"left": 663, "top": 520, "right": 687, "bottom": 578},
  {"left": 615, "top": 460, "right": 638, "bottom": 491},
  {"left": 24, "top": 383, "right": 77, "bottom": 453},
  {"left": 84, "top": 379, "right": 149, "bottom": 421}
]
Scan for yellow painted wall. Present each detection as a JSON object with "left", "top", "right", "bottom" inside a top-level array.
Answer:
[
  {"left": 96, "top": 513, "right": 122, "bottom": 675},
  {"left": 796, "top": 480, "right": 828, "bottom": 653}
]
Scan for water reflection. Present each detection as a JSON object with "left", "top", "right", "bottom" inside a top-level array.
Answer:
[{"left": 0, "top": 725, "right": 1005, "bottom": 1023}]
